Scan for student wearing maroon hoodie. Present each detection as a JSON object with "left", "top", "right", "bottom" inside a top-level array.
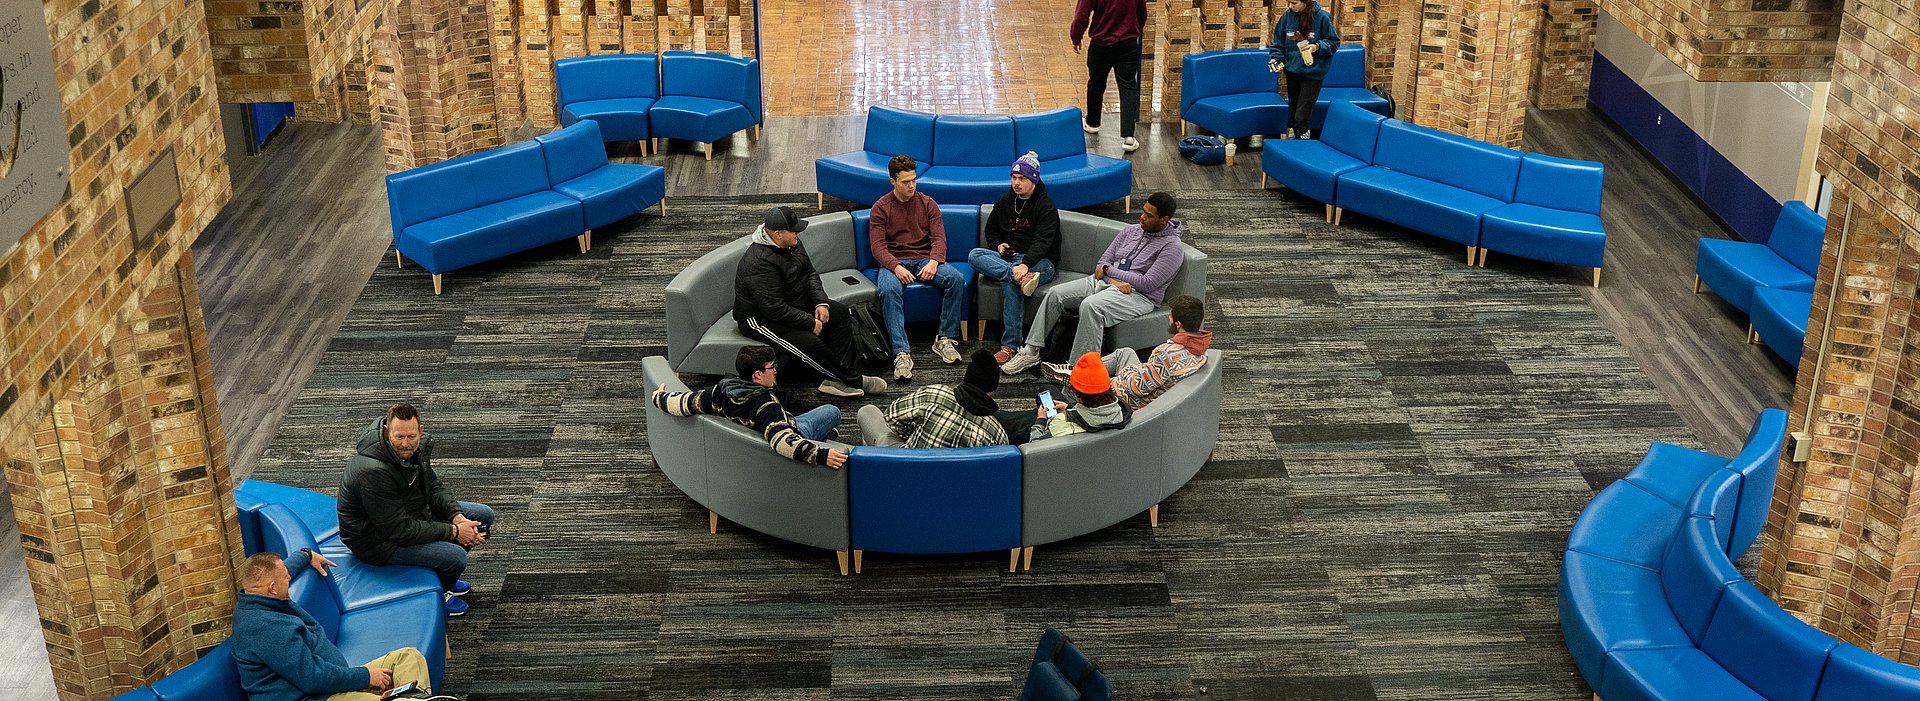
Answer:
[
  {"left": 1070, "top": 0, "right": 1149, "bottom": 152},
  {"left": 1002, "top": 192, "right": 1187, "bottom": 375}
]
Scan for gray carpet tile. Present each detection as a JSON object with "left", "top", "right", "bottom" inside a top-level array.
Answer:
[{"left": 247, "top": 190, "right": 1694, "bottom": 699}]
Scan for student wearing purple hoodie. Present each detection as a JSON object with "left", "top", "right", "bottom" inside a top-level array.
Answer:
[{"left": 1001, "top": 192, "right": 1187, "bottom": 375}]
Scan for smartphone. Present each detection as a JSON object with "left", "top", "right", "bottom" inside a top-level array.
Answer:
[
  {"left": 1038, "top": 390, "right": 1056, "bottom": 417},
  {"left": 841, "top": 275, "right": 860, "bottom": 285},
  {"left": 382, "top": 681, "right": 420, "bottom": 700}
]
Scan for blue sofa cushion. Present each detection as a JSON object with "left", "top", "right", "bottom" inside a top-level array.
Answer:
[
  {"left": 335, "top": 590, "right": 449, "bottom": 689},
  {"left": 865, "top": 105, "right": 938, "bottom": 165},
  {"left": 312, "top": 541, "right": 443, "bottom": 612},
  {"left": 1337, "top": 166, "right": 1503, "bottom": 247},
  {"left": 235, "top": 480, "right": 341, "bottom": 547},
  {"left": 555, "top": 54, "right": 658, "bottom": 104},
  {"left": 536, "top": 120, "right": 611, "bottom": 185},
  {"left": 920, "top": 165, "right": 1015, "bottom": 207},
  {"left": 560, "top": 98, "right": 656, "bottom": 142},
  {"left": 660, "top": 51, "right": 761, "bottom": 123},
  {"left": 1560, "top": 550, "right": 1694, "bottom": 686},
  {"left": 1261, "top": 140, "right": 1365, "bottom": 204},
  {"left": 396, "top": 191, "right": 584, "bottom": 274},
  {"left": 1184, "top": 93, "right": 1287, "bottom": 139},
  {"left": 1015, "top": 107, "right": 1092, "bottom": 162},
  {"left": 1513, "top": 153, "right": 1604, "bottom": 214},
  {"left": 1685, "top": 470, "right": 1742, "bottom": 551},
  {"left": 1601, "top": 648, "right": 1768, "bottom": 701},
  {"left": 1324, "top": 45, "right": 1369, "bottom": 88},
  {"left": 1817, "top": 643, "right": 1920, "bottom": 699},
  {"left": 1321, "top": 101, "right": 1389, "bottom": 163},
  {"left": 848, "top": 446, "right": 1022, "bottom": 554},
  {"left": 386, "top": 140, "right": 554, "bottom": 233},
  {"left": 1752, "top": 287, "right": 1813, "bottom": 369},
  {"left": 817, "top": 151, "right": 923, "bottom": 206},
  {"left": 1700, "top": 582, "right": 1840, "bottom": 701},
  {"left": 934, "top": 116, "right": 1017, "bottom": 168},
  {"left": 1309, "top": 88, "right": 1390, "bottom": 131},
  {"left": 1372, "top": 120, "right": 1523, "bottom": 202},
  {"left": 650, "top": 96, "right": 758, "bottom": 144},
  {"left": 1660, "top": 516, "right": 1743, "bottom": 644},
  {"left": 148, "top": 641, "right": 244, "bottom": 701},
  {"left": 854, "top": 206, "right": 981, "bottom": 270},
  {"left": 1478, "top": 203, "right": 1607, "bottom": 268},
  {"left": 257, "top": 503, "right": 323, "bottom": 562},
  {"left": 1724, "top": 409, "right": 1788, "bottom": 556},
  {"left": 1020, "top": 661, "right": 1082, "bottom": 701},
  {"left": 1620, "top": 442, "right": 1729, "bottom": 508},
  {"left": 1566, "top": 480, "right": 1685, "bottom": 569},
  {"left": 551, "top": 163, "right": 667, "bottom": 232},
  {"left": 290, "top": 567, "right": 344, "bottom": 641},
  {"left": 1695, "top": 237, "right": 1816, "bottom": 314},
  {"left": 1037, "top": 155, "right": 1133, "bottom": 210},
  {"left": 1179, "top": 49, "right": 1279, "bottom": 117},
  {"left": 1767, "top": 200, "right": 1826, "bottom": 278}
]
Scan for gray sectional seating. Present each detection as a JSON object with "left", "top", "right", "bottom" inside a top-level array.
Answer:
[{"left": 974, "top": 209, "right": 1209, "bottom": 352}]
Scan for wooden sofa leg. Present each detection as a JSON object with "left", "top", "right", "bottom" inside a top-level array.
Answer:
[
  {"left": 1260, "top": 172, "right": 1267, "bottom": 189},
  {"left": 753, "top": 124, "right": 761, "bottom": 140},
  {"left": 1748, "top": 325, "right": 1760, "bottom": 344},
  {"left": 395, "top": 249, "right": 404, "bottom": 269},
  {"left": 1478, "top": 248, "right": 1489, "bottom": 268},
  {"left": 659, "top": 198, "right": 667, "bottom": 216},
  {"left": 1125, "top": 195, "right": 1132, "bottom": 213},
  {"left": 853, "top": 550, "right": 864, "bottom": 574},
  {"left": 577, "top": 231, "right": 592, "bottom": 253},
  {"left": 977, "top": 319, "right": 987, "bottom": 341},
  {"left": 1324, "top": 203, "right": 1333, "bottom": 223},
  {"left": 837, "top": 551, "right": 850, "bottom": 576},
  {"left": 1022, "top": 546, "right": 1034, "bottom": 572},
  {"left": 1466, "top": 246, "right": 1476, "bottom": 265},
  {"left": 709, "top": 510, "right": 718, "bottom": 533},
  {"left": 1693, "top": 274, "right": 1702, "bottom": 293},
  {"left": 1150, "top": 503, "right": 1160, "bottom": 527},
  {"left": 431, "top": 274, "right": 443, "bottom": 296},
  {"left": 1592, "top": 267, "right": 1602, "bottom": 288},
  {"left": 960, "top": 321, "right": 969, "bottom": 342},
  {"left": 704, "top": 142, "right": 713, "bottom": 160},
  {"left": 1009, "top": 548, "right": 1019, "bottom": 573},
  {"left": 818, "top": 192, "right": 824, "bottom": 210},
  {"left": 1333, "top": 207, "right": 1344, "bottom": 226}
]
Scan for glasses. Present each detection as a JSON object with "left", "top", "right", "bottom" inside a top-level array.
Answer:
[{"left": 760, "top": 364, "right": 779, "bottom": 373}]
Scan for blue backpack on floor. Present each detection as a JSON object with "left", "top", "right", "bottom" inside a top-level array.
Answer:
[{"left": 1178, "top": 135, "right": 1227, "bottom": 165}]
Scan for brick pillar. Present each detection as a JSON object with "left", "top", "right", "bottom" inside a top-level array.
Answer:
[
  {"left": 1400, "top": 0, "right": 1541, "bottom": 146},
  {"left": 373, "top": 0, "right": 507, "bottom": 171},
  {"left": 1599, "top": 0, "right": 1839, "bottom": 82},
  {"left": 1757, "top": 0, "right": 1920, "bottom": 663},
  {"left": 4, "top": 259, "right": 243, "bottom": 701},
  {"left": 1531, "top": 0, "right": 1596, "bottom": 108}
]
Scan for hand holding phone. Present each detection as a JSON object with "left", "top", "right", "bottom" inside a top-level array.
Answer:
[
  {"left": 1039, "top": 391, "right": 1057, "bottom": 417},
  {"left": 381, "top": 681, "right": 420, "bottom": 699}
]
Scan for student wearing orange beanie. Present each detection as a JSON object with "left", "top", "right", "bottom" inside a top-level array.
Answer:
[{"left": 1029, "top": 352, "right": 1134, "bottom": 441}]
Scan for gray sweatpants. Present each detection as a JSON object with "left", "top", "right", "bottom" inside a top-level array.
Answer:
[{"left": 1023, "top": 276, "right": 1157, "bottom": 360}]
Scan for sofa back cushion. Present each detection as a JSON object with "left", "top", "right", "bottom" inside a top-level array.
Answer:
[
  {"left": 554, "top": 53, "right": 658, "bottom": 104},
  {"left": 1325, "top": 44, "right": 1369, "bottom": 88},
  {"left": 660, "top": 51, "right": 762, "bottom": 121},
  {"left": 1322, "top": 101, "right": 1389, "bottom": 163},
  {"left": 289, "top": 565, "right": 343, "bottom": 641},
  {"left": 1768, "top": 200, "right": 1827, "bottom": 278},
  {"left": 256, "top": 503, "right": 321, "bottom": 561},
  {"left": 534, "top": 120, "right": 610, "bottom": 185},
  {"left": 941, "top": 205, "right": 983, "bottom": 261},
  {"left": 865, "top": 105, "right": 937, "bottom": 165},
  {"left": 934, "top": 115, "right": 1017, "bottom": 167},
  {"left": 1816, "top": 643, "right": 1920, "bottom": 700},
  {"left": 1687, "top": 469, "right": 1743, "bottom": 551},
  {"left": 149, "top": 641, "right": 245, "bottom": 701},
  {"left": 1014, "top": 107, "right": 1090, "bottom": 162},
  {"left": 848, "top": 446, "right": 1022, "bottom": 554},
  {"left": 1179, "top": 49, "right": 1278, "bottom": 116},
  {"left": 1513, "top": 153, "right": 1604, "bottom": 213},
  {"left": 1661, "top": 515, "right": 1744, "bottom": 644},
  {"left": 386, "top": 140, "right": 552, "bottom": 231},
  {"left": 796, "top": 211, "right": 858, "bottom": 272},
  {"left": 1726, "top": 408, "right": 1788, "bottom": 555},
  {"left": 1701, "top": 582, "right": 1840, "bottom": 701},
  {"left": 1374, "top": 120, "right": 1523, "bottom": 202},
  {"left": 1057, "top": 210, "right": 1127, "bottom": 271},
  {"left": 1164, "top": 243, "right": 1209, "bottom": 307},
  {"left": 664, "top": 235, "right": 751, "bottom": 364}
]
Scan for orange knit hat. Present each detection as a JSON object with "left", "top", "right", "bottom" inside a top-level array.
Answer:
[{"left": 1069, "top": 352, "right": 1111, "bottom": 395}]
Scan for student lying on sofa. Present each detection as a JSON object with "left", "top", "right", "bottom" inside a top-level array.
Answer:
[
  {"left": 857, "top": 348, "right": 1011, "bottom": 448},
  {"left": 1030, "top": 352, "right": 1135, "bottom": 441},
  {"left": 1044, "top": 294, "right": 1211, "bottom": 410},
  {"left": 652, "top": 345, "right": 850, "bottom": 468}
]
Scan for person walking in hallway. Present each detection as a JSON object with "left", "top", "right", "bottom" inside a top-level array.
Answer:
[
  {"left": 1268, "top": 0, "right": 1341, "bottom": 139},
  {"left": 1072, "top": 0, "right": 1149, "bottom": 152}
]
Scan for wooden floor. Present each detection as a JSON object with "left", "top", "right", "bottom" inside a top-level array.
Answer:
[{"left": 0, "top": 106, "right": 1790, "bottom": 698}]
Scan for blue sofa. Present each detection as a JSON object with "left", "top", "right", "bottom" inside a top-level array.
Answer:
[
  {"left": 816, "top": 106, "right": 1133, "bottom": 210},
  {"left": 651, "top": 51, "right": 762, "bottom": 160},
  {"left": 386, "top": 119, "right": 665, "bottom": 294},
  {"left": 555, "top": 53, "right": 659, "bottom": 154},
  {"left": 1750, "top": 287, "right": 1813, "bottom": 368},
  {"left": 851, "top": 204, "right": 979, "bottom": 339},
  {"left": 1559, "top": 408, "right": 1920, "bottom": 698},
  {"left": 1695, "top": 201, "right": 1826, "bottom": 315},
  {"left": 1264, "top": 101, "right": 1608, "bottom": 285},
  {"left": 113, "top": 482, "right": 448, "bottom": 700},
  {"left": 1179, "top": 45, "right": 1388, "bottom": 147}
]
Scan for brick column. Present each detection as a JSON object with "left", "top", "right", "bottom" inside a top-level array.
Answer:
[
  {"left": 1757, "top": 0, "right": 1920, "bottom": 663},
  {"left": 373, "top": 0, "right": 507, "bottom": 171},
  {"left": 1398, "top": 0, "right": 1542, "bottom": 146},
  {"left": 1532, "top": 0, "right": 1596, "bottom": 108},
  {"left": 1599, "top": 0, "right": 1839, "bottom": 82}
]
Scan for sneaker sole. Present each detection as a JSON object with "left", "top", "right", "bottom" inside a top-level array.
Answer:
[{"left": 819, "top": 387, "right": 864, "bottom": 398}]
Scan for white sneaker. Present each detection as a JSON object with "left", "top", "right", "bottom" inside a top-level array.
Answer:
[
  {"left": 1083, "top": 119, "right": 1100, "bottom": 134},
  {"left": 861, "top": 375, "right": 890, "bottom": 394},
  {"left": 818, "top": 379, "right": 865, "bottom": 398},
  {"left": 1121, "top": 137, "right": 1139, "bottom": 153},
  {"left": 1001, "top": 347, "right": 1042, "bottom": 374},
  {"left": 1041, "top": 361, "right": 1074, "bottom": 383},
  {"left": 932, "top": 337, "right": 962, "bottom": 364},
  {"left": 893, "top": 352, "right": 914, "bottom": 380},
  {"left": 1019, "top": 271, "right": 1042, "bottom": 296}
]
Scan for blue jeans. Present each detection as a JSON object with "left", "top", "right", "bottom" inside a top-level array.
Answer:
[
  {"left": 968, "top": 249, "right": 1057, "bottom": 348},
  {"left": 872, "top": 259, "right": 967, "bottom": 353},
  {"left": 388, "top": 500, "right": 494, "bottom": 591},
  {"left": 791, "top": 404, "right": 841, "bottom": 440}
]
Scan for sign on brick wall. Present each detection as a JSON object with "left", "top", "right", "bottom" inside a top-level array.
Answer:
[{"left": 0, "top": 0, "right": 70, "bottom": 255}]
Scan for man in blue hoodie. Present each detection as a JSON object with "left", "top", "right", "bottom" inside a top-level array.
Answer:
[
  {"left": 231, "top": 550, "right": 446, "bottom": 700},
  {"left": 1268, "top": 0, "right": 1341, "bottom": 139}
]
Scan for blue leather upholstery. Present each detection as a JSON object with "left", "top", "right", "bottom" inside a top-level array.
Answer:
[
  {"left": 1724, "top": 409, "right": 1787, "bottom": 556},
  {"left": 235, "top": 479, "right": 341, "bottom": 547},
  {"left": 1620, "top": 442, "right": 1728, "bottom": 508},
  {"left": 847, "top": 446, "right": 1022, "bottom": 554},
  {"left": 1566, "top": 480, "right": 1686, "bottom": 571},
  {"left": 146, "top": 642, "right": 243, "bottom": 701},
  {"left": 555, "top": 54, "right": 658, "bottom": 142},
  {"left": 853, "top": 205, "right": 977, "bottom": 326},
  {"left": 1685, "top": 470, "right": 1742, "bottom": 553},
  {"left": 1018, "top": 628, "right": 1112, "bottom": 701},
  {"left": 919, "top": 164, "right": 1016, "bottom": 207},
  {"left": 1182, "top": 46, "right": 1391, "bottom": 137},
  {"left": 385, "top": 140, "right": 585, "bottom": 276},
  {"left": 818, "top": 106, "right": 1128, "bottom": 208},
  {"left": 1695, "top": 200, "right": 1825, "bottom": 313},
  {"left": 1559, "top": 550, "right": 1692, "bottom": 686},
  {"left": 815, "top": 106, "right": 937, "bottom": 206},
  {"left": 1600, "top": 648, "right": 1768, "bottom": 701},
  {"left": 1261, "top": 101, "right": 1386, "bottom": 204},
  {"left": 652, "top": 51, "right": 761, "bottom": 145},
  {"left": 1016, "top": 108, "right": 1133, "bottom": 210},
  {"left": 1480, "top": 153, "right": 1606, "bottom": 268},
  {"left": 1751, "top": 287, "right": 1813, "bottom": 368},
  {"left": 257, "top": 504, "right": 440, "bottom": 613},
  {"left": 1339, "top": 167, "right": 1503, "bottom": 247},
  {"left": 932, "top": 116, "right": 1017, "bottom": 166},
  {"left": 1701, "top": 582, "right": 1840, "bottom": 699},
  {"left": 1373, "top": 120, "right": 1524, "bottom": 202},
  {"left": 536, "top": 120, "right": 667, "bottom": 231},
  {"left": 1660, "top": 516, "right": 1743, "bottom": 645},
  {"left": 1818, "top": 643, "right": 1920, "bottom": 699},
  {"left": 1311, "top": 45, "right": 1390, "bottom": 131}
]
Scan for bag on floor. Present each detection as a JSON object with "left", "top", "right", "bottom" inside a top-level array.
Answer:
[
  {"left": 1041, "top": 310, "right": 1081, "bottom": 365},
  {"left": 845, "top": 301, "right": 892, "bottom": 369},
  {"left": 1178, "top": 135, "right": 1227, "bottom": 165},
  {"left": 1371, "top": 84, "right": 1397, "bottom": 118}
]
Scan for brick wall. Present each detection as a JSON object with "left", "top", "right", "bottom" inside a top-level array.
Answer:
[
  {"left": 203, "top": 0, "right": 382, "bottom": 121},
  {"left": 1532, "top": 0, "right": 1596, "bottom": 108},
  {"left": 1757, "top": 0, "right": 1920, "bottom": 664},
  {"left": 1600, "top": 0, "right": 1840, "bottom": 82},
  {"left": 1, "top": 0, "right": 241, "bottom": 698}
]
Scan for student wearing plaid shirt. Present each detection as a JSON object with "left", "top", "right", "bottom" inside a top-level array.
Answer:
[{"left": 858, "top": 349, "right": 1011, "bottom": 448}]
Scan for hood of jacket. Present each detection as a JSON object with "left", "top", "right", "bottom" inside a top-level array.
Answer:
[
  {"left": 1067, "top": 398, "right": 1132, "bottom": 431},
  {"left": 716, "top": 376, "right": 773, "bottom": 405},
  {"left": 750, "top": 224, "right": 777, "bottom": 247},
  {"left": 1173, "top": 329, "right": 1212, "bottom": 355},
  {"left": 954, "top": 383, "right": 1000, "bottom": 416},
  {"left": 1144, "top": 217, "right": 1185, "bottom": 240},
  {"left": 355, "top": 417, "right": 428, "bottom": 469}
]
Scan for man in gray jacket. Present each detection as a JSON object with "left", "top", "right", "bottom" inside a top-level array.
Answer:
[{"left": 338, "top": 403, "right": 495, "bottom": 616}]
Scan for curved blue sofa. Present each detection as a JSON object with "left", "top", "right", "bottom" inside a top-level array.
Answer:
[
  {"left": 1750, "top": 287, "right": 1813, "bottom": 368},
  {"left": 816, "top": 106, "right": 1132, "bottom": 210},
  {"left": 385, "top": 119, "right": 666, "bottom": 294},
  {"left": 556, "top": 53, "right": 659, "bottom": 152},
  {"left": 1263, "top": 101, "right": 1607, "bottom": 285},
  {"left": 852, "top": 205, "right": 978, "bottom": 338},
  {"left": 652, "top": 51, "right": 762, "bottom": 160},
  {"left": 112, "top": 481, "right": 448, "bottom": 700},
  {"left": 1559, "top": 408, "right": 1920, "bottom": 698},
  {"left": 1179, "top": 45, "right": 1389, "bottom": 144}
]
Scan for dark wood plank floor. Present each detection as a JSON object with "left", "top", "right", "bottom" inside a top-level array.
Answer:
[{"left": 0, "top": 106, "right": 1790, "bottom": 698}]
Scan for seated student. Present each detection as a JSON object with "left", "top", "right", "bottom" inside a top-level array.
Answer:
[
  {"left": 857, "top": 349, "right": 1011, "bottom": 448},
  {"left": 1030, "top": 352, "right": 1134, "bottom": 441},
  {"left": 1002, "top": 192, "right": 1187, "bottom": 375},
  {"left": 1044, "top": 294, "right": 1211, "bottom": 410},
  {"left": 231, "top": 551, "right": 452, "bottom": 701},
  {"left": 968, "top": 152, "right": 1063, "bottom": 365},
  {"left": 652, "top": 345, "right": 850, "bottom": 468},
  {"left": 870, "top": 154, "right": 968, "bottom": 380},
  {"left": 736, "top": 205, "right": 888, "bottom": 398}
]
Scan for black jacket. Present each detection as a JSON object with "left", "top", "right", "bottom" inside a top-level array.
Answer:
[
  {"left": 985, "top": 182, "right": 1062, "bottom": 265},
  {"left": 337, "top": 417, "right": 461, "bottom": 565},
  {"left": 734, "top": 227, "right": 829, "bottom": 329}
]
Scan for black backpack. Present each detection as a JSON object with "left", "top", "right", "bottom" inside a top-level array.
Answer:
[
  {"left": 845, "top": 300, "right": 892, "bottom": 369},
  {"left": 1371, "top": 84, "right": 1397, "bottom": 118}
]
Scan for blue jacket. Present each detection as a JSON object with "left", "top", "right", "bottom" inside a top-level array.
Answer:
[
  {"left": 1268, "top": 3, "right": 1340, "bottom": 79},
  {"left": 231, "top": 555, "right": 370, "bottom": 701}
]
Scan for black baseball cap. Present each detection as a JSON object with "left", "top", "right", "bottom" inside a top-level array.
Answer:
[{"left": 764, "top": 206, "right": 808, "bottom": 233}]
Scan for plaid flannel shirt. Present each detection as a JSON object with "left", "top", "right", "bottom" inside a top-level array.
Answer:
[{"left": 882, "top": 385, "right": 1010, "bottom": 449}]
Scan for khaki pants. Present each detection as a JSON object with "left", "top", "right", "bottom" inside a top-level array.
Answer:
[{"left": 326, "top": 647, "right": 434, "bottom": 701}]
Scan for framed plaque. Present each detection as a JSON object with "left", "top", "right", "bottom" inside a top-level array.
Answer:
[{"left": 0, "top": 0, "right": 72, "bottom": 254}]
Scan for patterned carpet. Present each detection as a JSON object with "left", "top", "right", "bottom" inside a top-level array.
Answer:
[{"left": 250, "top": 190, "right": 1694, "bottom": 700}]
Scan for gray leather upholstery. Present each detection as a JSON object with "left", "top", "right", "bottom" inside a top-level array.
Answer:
[
  {"left": 642, "top": 356, "right": 710, "bottom": 504},
  {"left": 1020, "top": 350, "right": 1223, "bottom": 546},
  {"left": 975, "top": 208, "right": 1210, "bottom": 351}
]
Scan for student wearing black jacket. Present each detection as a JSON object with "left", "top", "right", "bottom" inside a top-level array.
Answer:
[
  {"left": 337, "top": 403, "right": 494, "bottom": 616},
  {"left": 735, "top": 206, "right": 888, "bottom": 398},
  {"left": 968, "top": 152, "right": 1064, "bottom": 364}
]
